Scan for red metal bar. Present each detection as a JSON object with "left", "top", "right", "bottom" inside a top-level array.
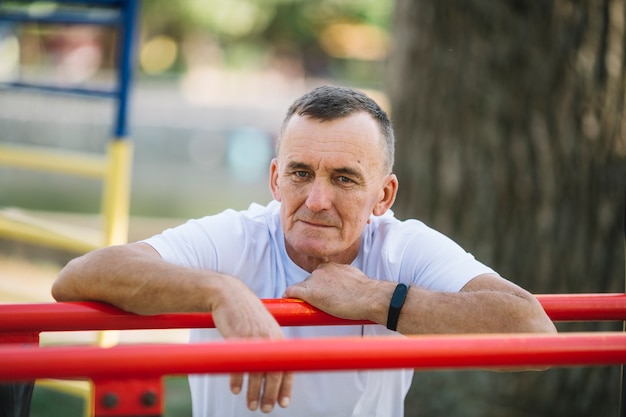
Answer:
[
  {"left": 537, "top": 293, "right": 626, "bottom": 321},
  {"left": 0, "top": 332, "right": 624, "bottom": 382},
  {"left": 0, "top": 294, "right": 624, "bottom": 337},
  {"left": 0, "top": 299, "right": 360, "bottom": 334},
  {"left": 0, "top": 331, "right": 39, "bottom": 346}
]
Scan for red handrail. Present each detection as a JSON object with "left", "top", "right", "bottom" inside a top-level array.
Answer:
[
  {"left": 538, "top": 293, "right": 626, "bottom": 321},
  {"left": 0, "top": 293, "right": 624, "bottom": 334},
  {"left": 1, "top": 332, "right": 624, "bottom": 382}
]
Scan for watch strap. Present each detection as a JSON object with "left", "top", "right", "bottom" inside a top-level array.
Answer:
[{"left": 386, "top": 283, "right": 409, "bottom": 331}]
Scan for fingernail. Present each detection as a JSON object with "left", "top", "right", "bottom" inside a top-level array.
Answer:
[
  {"left": 231, "top": 386, "right": 241, "bottom": 395},
  {"left": 262, "top": 404, "right": 273, "bottom": 413},
  {"left": 249, "top": 401, "right": 258, "bottom": 411},
  {"left": 280, "top": 397, "right": 290, "bottom": 408}
]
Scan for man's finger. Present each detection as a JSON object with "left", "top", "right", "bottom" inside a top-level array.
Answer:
[
  {"left": 278, "top": 371, "right": 294, "bottom": 408},
  {"left": 259, "top": 371, "right": 284, "bottom": 413},
  {"left": 246, "top": 372, "right": 264, "bottom": 411},
  {"left": 284, "top": 283, "right": 306, "bottom": 299},
  {"left": 230, "top": 373, "right": 244, "bottom": 395}
]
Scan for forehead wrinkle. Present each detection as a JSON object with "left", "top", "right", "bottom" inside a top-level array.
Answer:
[{"left": 279, "top": 114, "right": 385, "bottom": 176}]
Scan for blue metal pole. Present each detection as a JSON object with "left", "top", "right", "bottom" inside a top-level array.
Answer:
[{"left": 113, "top": 0, "right": 140, "bottom": 140}]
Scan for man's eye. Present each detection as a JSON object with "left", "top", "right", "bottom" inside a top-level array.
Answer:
[
  {"left": 338, "top": 176, "right": 353, "bottom": 184},
  {"left": 295, "top": 171, "right": 308, "bottom": 178}
]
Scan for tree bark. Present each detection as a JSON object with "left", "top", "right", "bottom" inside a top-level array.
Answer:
[{"left": 387, "top": 1, "right": 626, "bottom": 416}]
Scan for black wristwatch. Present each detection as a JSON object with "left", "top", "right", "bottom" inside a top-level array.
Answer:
[{"left": 386, "top": 283, "right": 409, "bottom": 331}]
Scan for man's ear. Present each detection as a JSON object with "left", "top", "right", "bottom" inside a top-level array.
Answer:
[
  {"left": 269, "top": 158, "right": 282, "bottom": 202},
  {"left": 373, "top": 174, "right": 398, "bottom": 216}
]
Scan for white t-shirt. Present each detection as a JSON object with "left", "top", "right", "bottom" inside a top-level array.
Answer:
[{"left": 143, "top": 200, "right": 495, "bottom": 417}]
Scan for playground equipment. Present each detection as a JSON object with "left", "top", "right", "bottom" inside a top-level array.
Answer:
[
  {"left": 0, "top": 2, "right": 140, "bottom": 414},
  {"left": 0, "top": 294, "right": 625, "bottom": 417},
  {"left": 0, "top": 0, "right": 140, "bottom": 253}
]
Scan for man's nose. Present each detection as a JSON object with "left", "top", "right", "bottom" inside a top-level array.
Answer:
[{"left": 305, "top": 179, "right": 333, "bottom": 211}]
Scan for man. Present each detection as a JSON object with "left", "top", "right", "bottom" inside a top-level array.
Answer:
[{"left": 52, "top": 85, "right": 556, "bottom": 416}]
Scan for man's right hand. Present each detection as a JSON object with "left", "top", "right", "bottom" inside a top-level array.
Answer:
[
  {"left": 210, "top": 278, "right": 293, "bottom": 413},
  {"left": 53, "top": 243, "right": 292, "bottom": 413}
]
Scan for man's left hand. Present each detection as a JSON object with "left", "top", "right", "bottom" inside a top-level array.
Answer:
[{"left": 284, "top": 263, "right": 393, "bottom": 322}]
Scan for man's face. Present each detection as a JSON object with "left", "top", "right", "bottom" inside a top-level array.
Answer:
[{"left": 270, "top": 112, "right": 398, "bottom": 272}]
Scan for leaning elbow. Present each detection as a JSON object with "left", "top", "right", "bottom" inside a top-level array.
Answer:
[
  {"left": 51, "top": 274, "right": 69, "bottom": 301},
  {"left": 519, "top": 296, "right": 558, "bottom": 335},
  {"left": 523, "top": 314, "right": 557, "bottom": 335},
  {"left": 51, "top": 279, "right": 67, "bottom": 301},
  {"left": 531, "top": 303, "right": 558, "bottom": 335},
  {"left": 51, "top": 259, "right": 79, "bottom": 301},
  {"left": 538, "top": 319, "right": 558, "bottom": 335}
]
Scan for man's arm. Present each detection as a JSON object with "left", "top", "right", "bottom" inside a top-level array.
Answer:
[
  {"left": 54, "top": 242, "right": 231, "bottom": 314},
  {"left": 283, "top": 263, "right": 557, "bottom": 335},
  {"left": 52, "top": 242, "right": 293, "bottom": 413}
]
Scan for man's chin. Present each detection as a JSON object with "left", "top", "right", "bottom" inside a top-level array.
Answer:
[
  {"left": 286, "top": 240, "right": 336, "bottom": 261},
  {"left": 296, "top": 246, "right": 335, "bottom": 260}
]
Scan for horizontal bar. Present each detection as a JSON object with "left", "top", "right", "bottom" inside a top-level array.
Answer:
[
  {"left": 0, "top": 82, "right": 117, "bottom": 99},
  {"left": 0, "top": 9, "right": 121, "bottom": 25},
  {"left": 1, "top": 332, "right": 624, "bottom": 382},
  {"left": 538, "top": 293, "right": 626, "bottom": 321},
  {"left": 0, "top": 299, "right": 351, "bottom": 333},
  {"left": 0, "top": 294, "right": 624, "bottom": 334},
  {"left": 0, "top": 144, "right": 107, "bottom": 177},
  {"left": 0, "top": 212, "right": 103, "bottom": 254}
]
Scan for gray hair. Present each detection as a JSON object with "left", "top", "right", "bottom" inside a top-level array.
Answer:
[{"left": 277, "top": 85, "right": 395, "bottom": 173}]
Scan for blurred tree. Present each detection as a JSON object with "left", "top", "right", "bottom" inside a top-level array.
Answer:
[
  {"left": 139, "top": 0, "right": 392, "bottom": 82},
  {"left": 388, "top": 1, "right": 626, "bottom": 416}
]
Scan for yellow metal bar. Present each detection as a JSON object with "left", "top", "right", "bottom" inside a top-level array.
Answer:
[
  {"left": 0, "top": 144, "right": 107, "bottom": 178},
  {"left": 0, "top": 210, "right": 101, "bottom": 253},
  {"left": 101, "top": 140, "right": 132, "bottom": 246},
  {"left": 0, "top": 141, "right": 132, "bottom": 252}
]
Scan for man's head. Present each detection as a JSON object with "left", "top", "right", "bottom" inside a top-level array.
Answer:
[
  {"left": 270, "top": 85, "right": 398, "bottom": 272},
  {"left": 277, "top": 85, "right": 395, "bottom": 174}
]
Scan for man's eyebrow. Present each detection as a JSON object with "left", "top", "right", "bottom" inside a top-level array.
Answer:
[
  {"left": 285, "top": 161, "right": 365, "bottom": 180},
  {"left": 334, "top": 166, "right": 364, "bottom": 180},
  {"left": 286, "top": 161, "right": 313, "bottom": 171}
]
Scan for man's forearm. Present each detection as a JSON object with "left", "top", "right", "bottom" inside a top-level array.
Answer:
[
  {"left": 52, "top": 242, "right": 230, "bottom": 315},
  {"left": 285, "top": 266, "right": 556, "bottom": 336},
  {"left": 392, "top": 283, "right": 556, "bottom": 335}
]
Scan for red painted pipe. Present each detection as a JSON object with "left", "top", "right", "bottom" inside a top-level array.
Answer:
[
  {"left": 537, "top": 293, "right": 626, "bottom": 321},
  {"left": 0, "top": 332, "right": 625, "bottom": 382},
  {"left": 0, "top": 298, "right": 359, "bottom": 333},
  {"left": 0, "top": 294, "right": 624, "bottom": 334}
]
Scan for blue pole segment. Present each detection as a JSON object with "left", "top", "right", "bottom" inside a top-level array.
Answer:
[{"left": 113, "top": 0, "right": 139, "bottom": 140}]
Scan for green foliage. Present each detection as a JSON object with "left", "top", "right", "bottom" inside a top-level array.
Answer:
[
  {"left": 142, "top": 0, "right": 392, "bottom": 37},
  {"left": 140, "top": 0, "right": 392, "bottom": 71}
]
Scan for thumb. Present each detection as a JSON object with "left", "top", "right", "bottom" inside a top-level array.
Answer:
[{"left": 283, "top": 284, "right": 306, "bottom": 300}]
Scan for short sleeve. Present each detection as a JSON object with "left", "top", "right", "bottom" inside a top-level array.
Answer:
[
  {"left": 366, "top": 217, "right": 496, "bottom": 292},
  {"left": 142, "top": 209, "right": 248, "bottom": 275}
]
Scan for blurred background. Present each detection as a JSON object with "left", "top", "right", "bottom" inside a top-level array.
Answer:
[
  {"left": 0, "top": 0, "right": 392, "bottom": 220},
  {"left": 1, "top": 1, "right": 625, "bottom": 417}
]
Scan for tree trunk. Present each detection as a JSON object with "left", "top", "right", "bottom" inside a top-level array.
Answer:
[{"left": 387, "top": 1, "right": 626, "bottom": 416}]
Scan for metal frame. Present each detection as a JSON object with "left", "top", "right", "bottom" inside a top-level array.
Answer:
[
  {"left": 0, "top": 2, "right": 140, "bottom": 415},
  {"left": 0, "top": 0, "right": 140, "bottom": 252},
  {"left": 0, "top": 295, "right": 625, "bottom": 417}
]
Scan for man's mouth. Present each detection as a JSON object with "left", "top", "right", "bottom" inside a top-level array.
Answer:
[
  {"left": 297, "top": 216, "right": 337, "bottom": 228},
  {"left": 301, "top": 220, "right": 333, "bottom": 228}
]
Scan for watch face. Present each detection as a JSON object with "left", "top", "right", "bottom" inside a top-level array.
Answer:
[
  {"left": 387, "top": 283, "right": 408, "bottom": 331},
  {"left": 391, "top": 283, "right": 408, "bottom": 307}
]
